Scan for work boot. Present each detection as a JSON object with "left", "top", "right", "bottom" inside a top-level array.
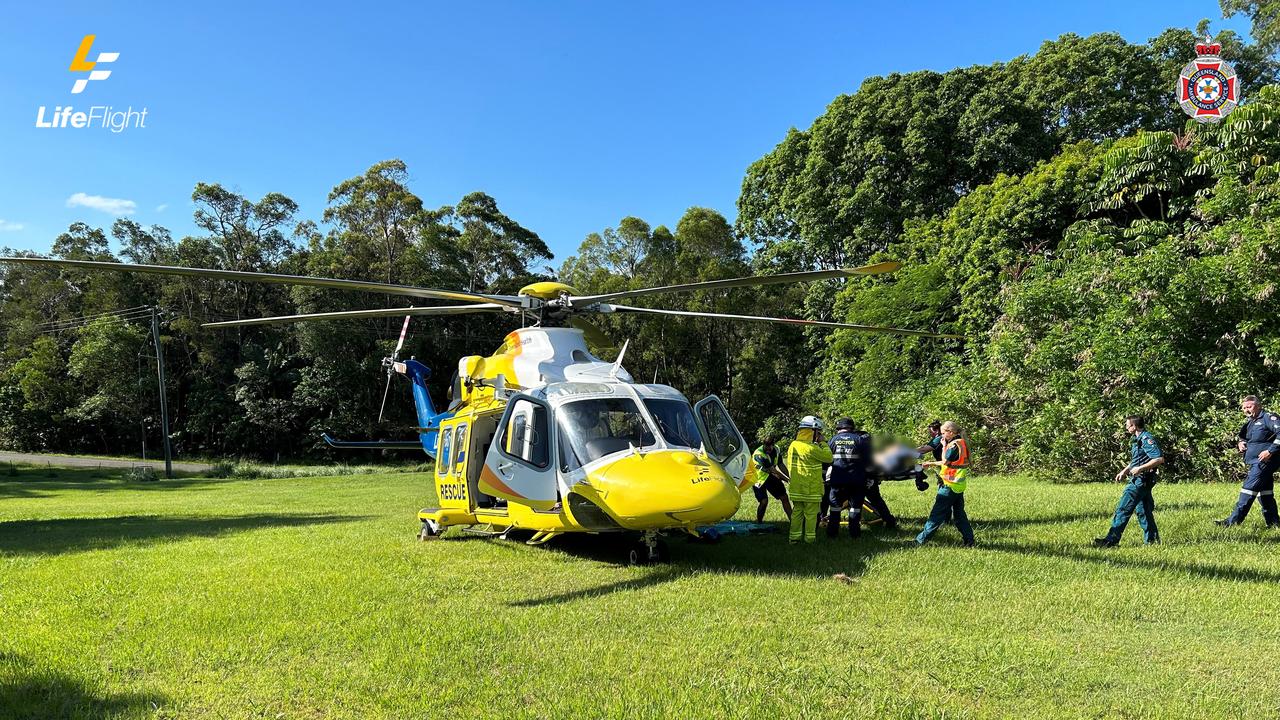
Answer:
[
  {"left": 1213, "top": 518, "right": 1233, "bottom": 527},
  {"left": 962, "top": 539, "right": 976, "bottom": 547},
  {"left": 1092, "top": 537, "right": 1118, "bottom": 548}
]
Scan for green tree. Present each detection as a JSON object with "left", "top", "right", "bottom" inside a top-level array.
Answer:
[
  {"left": 1222, "top": 0, "right": 1280, "bottom": 55},
  {"left": 323, "top": 159, "right": 426, "bottom": 286},
  {"left": 4, "top": 337, "right": 78, "bottom": 450},
  {"left": 68, "top": 316, "right": 153, "bottom": 451},
  {"left": 447, "top": 191, "right": 553, "bottom": 293}
]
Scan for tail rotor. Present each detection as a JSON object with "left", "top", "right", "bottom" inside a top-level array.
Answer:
[{"left": 378, "top": 312, "right": 412, "bottom": 423}]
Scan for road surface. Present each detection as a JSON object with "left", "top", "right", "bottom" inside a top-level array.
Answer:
[{"left": 0, "top": 451, "right": 213, "bottom": 474}]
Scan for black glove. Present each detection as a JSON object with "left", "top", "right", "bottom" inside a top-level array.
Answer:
[{"left": 914, "top": 477, "right": 929, "bottom": 492}]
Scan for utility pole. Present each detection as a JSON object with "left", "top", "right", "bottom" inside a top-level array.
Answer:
[{"left": 150, "top": 306, "right": 173, "bottom": 479}]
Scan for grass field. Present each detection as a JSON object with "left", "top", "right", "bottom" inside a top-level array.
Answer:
[{"left": 2, "top": 467, "right": 1280, "bottom": 719}]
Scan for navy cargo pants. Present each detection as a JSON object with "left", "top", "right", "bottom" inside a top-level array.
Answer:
[
  {"left": 826, "top": 483, "right": 864, "bottom": 537},
  {"left": 1224, "top": 460, "right": 1280, "bottom": 527},
  {"left": 1104, "top": 475, "right": 1159, "bottom": 544}
]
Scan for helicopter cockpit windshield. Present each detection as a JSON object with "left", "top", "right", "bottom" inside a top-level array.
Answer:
[{"left": 557, "top": 397, "right": 657, "bottom": 471}]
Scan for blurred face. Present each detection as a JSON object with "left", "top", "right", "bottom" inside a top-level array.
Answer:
[
  {"left": 1125, "top": 419, "right": 1137, "bottom": 435},
  {"left": 1243, "top": 399, "right": 1260, "bottom": 418},
  {"left": 941, "top": 426, "right": 957, "bottom": 442}
]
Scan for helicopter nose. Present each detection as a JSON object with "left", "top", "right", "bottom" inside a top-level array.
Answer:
[{"left": 582, "top": 450, "right": 741, "bottom": 530}]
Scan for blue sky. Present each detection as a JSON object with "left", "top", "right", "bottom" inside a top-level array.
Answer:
[{"left": 0, "top": 1, "right": 1251, "bottom": 267}]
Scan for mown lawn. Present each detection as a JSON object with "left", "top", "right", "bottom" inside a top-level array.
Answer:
[{"left": 2, "top": 467, "right": 1279, "bottom": 719}]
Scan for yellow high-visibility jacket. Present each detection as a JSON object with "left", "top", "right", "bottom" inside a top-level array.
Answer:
[{"left": 785, "top": 429, "right": 833, "bottom": 503}]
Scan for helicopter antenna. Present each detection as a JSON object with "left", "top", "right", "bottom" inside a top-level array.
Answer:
[
  {"left": 610, "top": 339, "right": 629, "bottom": 379},
  {"left": 378, "top": 312, "right": 413, "bottom": 422}
]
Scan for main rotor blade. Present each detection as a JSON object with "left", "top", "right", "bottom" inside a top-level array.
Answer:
[
  {"left": 602, "top": 304, "right": 963, "bottom": 339},
  {"left": 202, "top": 303, "right": 508, "bottom": 328},
  {"left": 568, "top": 316, "right": 616, "bottom": 350},
  {"left": 570, "top": 261, "right": 902, "bottom": 304},
  {"left": 0, "top": 257, "right": 524, "bottom": 307}
]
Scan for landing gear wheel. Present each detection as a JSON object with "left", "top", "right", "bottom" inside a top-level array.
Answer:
[
  {"left": 628, "top": 531, "right": 668, "bottom": 565},
  {"left": 419, "top": 518, "right": 443, "bottom": 540},
  {"left": 627, "top": 543, "right": 648, "bottom": 566}
]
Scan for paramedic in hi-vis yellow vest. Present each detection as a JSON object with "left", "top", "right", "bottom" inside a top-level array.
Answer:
[
  {"left": 917, "top": 420, "right": 976, "bottom": 546},
  {"left": 786, "top": 416, "right": 834, "bottom": 543}
]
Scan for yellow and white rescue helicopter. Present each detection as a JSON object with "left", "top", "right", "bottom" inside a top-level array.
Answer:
[{"left": 0, "top": 257, "right": 959, "bottom": 563}]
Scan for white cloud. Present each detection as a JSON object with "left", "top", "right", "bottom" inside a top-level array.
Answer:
[
  {"left": 155, "top": 203, "right": 168, "bottom": 213},
  {"left": 0, "top": 219, "right": 23, "bottom": 232},
  {"left": 66, "top": 192, "right": 137, "bottom": 216}
]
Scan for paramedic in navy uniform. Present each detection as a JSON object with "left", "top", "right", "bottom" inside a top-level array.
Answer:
[{"left": 1217, "top": 395, "right": 1280, "bottom": 528}]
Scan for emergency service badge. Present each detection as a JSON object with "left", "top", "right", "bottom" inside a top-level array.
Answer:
[{"left": 1177, "top": 37, "right": 1239, "bottom": 123}]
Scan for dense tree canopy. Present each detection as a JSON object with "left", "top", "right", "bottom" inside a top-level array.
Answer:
[
  {"left": 0, "top": 166, "right": 549, "bottom": 460},
  {"left": 729, "top": 30, "right": 1280, "bottom": 481}
]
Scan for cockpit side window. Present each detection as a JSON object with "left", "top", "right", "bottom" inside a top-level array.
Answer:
[{"left": 643, "top": 398, "right": 703, "bottom": 450}]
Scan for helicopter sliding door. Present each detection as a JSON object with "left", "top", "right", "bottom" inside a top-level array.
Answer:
[
  {"left": 693, "top": 395, "right": 750, "bottom": 487},
  {"left": 478, "top": 394, "right": 558, "bottom": 510}
]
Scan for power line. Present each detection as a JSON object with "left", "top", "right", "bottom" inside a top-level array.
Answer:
[
  {"left": 34, "top": 305, "right": 151, "bottom": 328},
  {"left": 35, "top": 307, "right": 154, "bottom": 332},
  {"left": 36, "top": 309, "right": 155, "bottom": 334},
  {"left": 39, "top": 309, "right": 154, "bottom": 329}
]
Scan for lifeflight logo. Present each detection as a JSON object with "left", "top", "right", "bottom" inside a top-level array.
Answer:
[
  {"left": 69, "top": 34, "right": 118, "bottom": 93},
  {"left": 34, "top": 34, "right": 148, "bottom": 133}
]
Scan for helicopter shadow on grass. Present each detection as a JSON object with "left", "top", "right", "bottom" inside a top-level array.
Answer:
[
  {"left": 434, "top": 531, "right": 697, "bottom": 606},
  {"left": 502, "top": 522, "right": 922, "bottom": 607},
  {"left": 0, "top": 513, "right": 366, "bottom": 557}
]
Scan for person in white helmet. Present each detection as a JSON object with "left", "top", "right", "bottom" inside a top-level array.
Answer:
[{"left": 785, "top": 415, "right": 833, "bottom": 543}]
